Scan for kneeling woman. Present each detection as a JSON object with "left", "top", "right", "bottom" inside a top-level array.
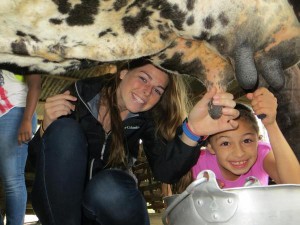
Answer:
[{"left": 30, "top": 58, "right": 239, "bottom": 225}]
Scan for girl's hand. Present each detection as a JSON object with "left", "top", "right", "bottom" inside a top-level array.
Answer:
[
  {"left": 246, "top": 87, "right": 277, "bottom": 127},
  {"left": 42, "top": 90, "right": 77, "bottom": 131},
  {"left": 187, "top": 87, "right": 240, "bottom": 137},
  {"left": 17, "top": 119, "right": 32, "bottom": 145}
]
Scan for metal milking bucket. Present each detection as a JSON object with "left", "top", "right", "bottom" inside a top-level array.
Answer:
[{"left": 162, "top": 170, "right": 300, "bottom": 225}]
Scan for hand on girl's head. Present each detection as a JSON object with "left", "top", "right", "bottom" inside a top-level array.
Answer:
[
  {"left": 208, "top": 89, "right": 240, "bottom": 131},
  {"left": 187, "top": 88, "right": 240, "bottom": 137}
]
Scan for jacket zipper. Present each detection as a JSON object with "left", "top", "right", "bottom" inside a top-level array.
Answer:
[
  {"left": 74, "top": 82, "right": 138, "bottom": 179},
  {"left": 74, "top": 82, "right": 95, "bottom": 117},
  {"left": 101, "top": 131, "right": 111, "bottom": 160},
  {"left": 89, "top": 131, "right": 110, "bottom": 180},
  {"left": 74, "top": 82, "right": 106, "bottom": 180}
]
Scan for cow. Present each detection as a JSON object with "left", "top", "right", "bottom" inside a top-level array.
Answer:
[
  {"left": 0, "top": 0, "right": 298, "bottom": 88},
  {"left": 0, "top": 0, "right": 299, "bottom": 157}
]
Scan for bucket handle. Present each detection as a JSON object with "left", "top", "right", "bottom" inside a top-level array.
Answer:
[{"left": 162, "top": 176, "right": 208, "bottom": 224}]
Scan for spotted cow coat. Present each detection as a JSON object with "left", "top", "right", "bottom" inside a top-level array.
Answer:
[
  {"left": 0, "top": 0, "right": 298, "bottom": 89},
  {"left": 0, "top": 0, "right": 299, "bottom": 156}
]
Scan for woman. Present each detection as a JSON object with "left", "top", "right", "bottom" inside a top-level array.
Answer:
[
  {"left": 30, "top": 58, "right": 239, "bottom": 225},
  {"left": 0, "top": 70, "right": 41, "bottom": 225}
]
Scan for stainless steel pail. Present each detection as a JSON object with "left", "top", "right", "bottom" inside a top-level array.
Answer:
[{"left": 162, "top": 170, "right": 300, "bottom": 225}]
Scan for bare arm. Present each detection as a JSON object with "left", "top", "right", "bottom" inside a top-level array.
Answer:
[
  {"left": 247, "top": 87, "right": 300, "bottom": 184},
  {"left": 18, "top": 74, "right": 42, "bottom": 144}
]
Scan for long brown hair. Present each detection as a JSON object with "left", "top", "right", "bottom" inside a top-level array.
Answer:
[
  {"left": 151, "top": 72, "right": 191, "bottom": 140},
  {"left": 101, "top": 57, "right": 191, "bottom": 167}
]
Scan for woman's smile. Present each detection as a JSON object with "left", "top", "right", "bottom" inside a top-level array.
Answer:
[{"left": 132, "top": 92, "right": 145, "bottom": 104}]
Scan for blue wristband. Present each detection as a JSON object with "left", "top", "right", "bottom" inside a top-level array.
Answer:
[{"left": 182, "top": 119, "right": 201, "bottom": 142}]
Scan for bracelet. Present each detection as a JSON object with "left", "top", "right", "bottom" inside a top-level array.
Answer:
[{"left": 182, "top": 118, "right": 208, "bottom": 142}]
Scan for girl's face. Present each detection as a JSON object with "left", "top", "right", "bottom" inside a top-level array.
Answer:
[
  {"left": 117, "top": 64, "right": 169, "bottom": 113},
  {"left": 208, "top": 119, "right": 259, "bottom": 181}
]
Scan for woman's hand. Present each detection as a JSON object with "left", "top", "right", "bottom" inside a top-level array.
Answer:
[
  {"left": 187, "top": 87, "right": 239, "bottom": 137},
  {"left": 246, "top": 87, "right": 277, "bottom": 128},
  {"left": 42, "top": 90, "right": 77, "bottom": 131}
]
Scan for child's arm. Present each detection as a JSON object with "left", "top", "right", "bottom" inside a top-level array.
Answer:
[
  {"left": 246, "top": 87, "right": 300, "bottom": 184},
  {"left": 18, "top": 74, "right": 42, "bottom": 144}
]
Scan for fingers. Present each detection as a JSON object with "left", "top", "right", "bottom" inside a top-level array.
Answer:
[
  {"left": 45, "top": 99, "right": 75, "bottom": 119},
  {"left": 216, "top": 112, "right": 239, "bottom": 132},
  {"left": 46, "top": 91, "right": 77, "bottom": 105},
  {"left": 18, "top": 131, "right": 32, "bottom": 145},
  {"left": 249, "top": 87, "right": 277, "bottom": 112},
  {"left": 188, "top": 87, "right": 239, "bottom": 135},
  {"left": 17, "top": 121, "right": 33, "bottom": 144},
  {"left": 227, "top": 119, "right": 239, "bottom": 130},
  {"left": 246, "top": 87, "right": 277, "bottom": 125},
  {"left": 212, "top": 92, "right": 235, "bottom": 108},
  {"left": 222, "top": 107, "right": 240, "bottom": 120},
  {"left": 43, "top": 91, "right": 77, "bottom": 128},
  {"left": 204, "top": 86, "right": 217, "bottom": 99}
]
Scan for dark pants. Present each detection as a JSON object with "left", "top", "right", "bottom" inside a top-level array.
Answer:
[{"left": 31, "top": 118, "right": 149, "bottom": 225}]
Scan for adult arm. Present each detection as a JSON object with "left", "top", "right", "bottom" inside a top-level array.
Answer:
[
  {"left": 28, "top": 82, "right": 78, "bottom": 164},
  {"left": 247, "top": 87, "right": 300, "bottom": 184},
  {"left": 145, "top": 87, "right": 240, "bottom": 183},
  {"left": 143, "top": 126, "right": 201, "bottom": 183}
]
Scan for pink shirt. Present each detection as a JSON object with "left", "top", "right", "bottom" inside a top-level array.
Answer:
[{"left": 192, "top": 141, "right": 271, "bottom": 188}]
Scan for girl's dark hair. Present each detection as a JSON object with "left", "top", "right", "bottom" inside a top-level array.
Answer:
[
  {"left": 204, "top": 102, "right": 260, "bottom": 145},
  {"left": 235, "top": 103, "right": 260, "bottom": 134}
]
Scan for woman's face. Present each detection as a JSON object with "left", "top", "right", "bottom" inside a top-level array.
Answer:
[
  {"left": 208, "top": 119, "right": 259, "bottom": 181},
  {"left": 117, "top": 64, "right": 169, "bottom": 113}
]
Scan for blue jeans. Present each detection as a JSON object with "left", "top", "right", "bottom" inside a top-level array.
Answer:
[
  {"left": 31, "top": 118, "right": 150, "bottom": 225},
  {"left": 0, "top": 107, "right": 37, "bottom": 225}
]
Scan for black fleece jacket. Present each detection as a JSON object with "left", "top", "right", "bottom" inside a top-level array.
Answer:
[{"left": 30, "top": 74, "right": 200, "bottom": 183}]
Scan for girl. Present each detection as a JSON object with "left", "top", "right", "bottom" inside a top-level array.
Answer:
[
  {"left": 0, "top": 70, "right": 41, "bottom": 225},
  {"left": 192, "top": 87, "right": 300, "bottom": 188}
]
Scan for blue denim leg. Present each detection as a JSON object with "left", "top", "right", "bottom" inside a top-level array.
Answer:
[
  {"left": 82, "top": 169, "right": 150, "bottom": 225},
  {"left": 0, "top": 107, "right": 37, "bottom": 225},
  {"left": 31, "top": 118, "right": 88, "bottom": 225}
]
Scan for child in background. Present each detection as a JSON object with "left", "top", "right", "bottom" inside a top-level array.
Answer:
[
  {"left": 0, "top": 70, "right": 41, "bottom": 225},
  {"left": 192, "top": 87, "right": 300, "bottom": 188}
]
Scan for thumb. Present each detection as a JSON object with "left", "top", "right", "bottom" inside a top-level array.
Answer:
[
  {"left": 63, "top": 90, "right": 71, "bottom": 95},
  {"left": 202, "top": 86, "right": 217, "bottom": 103},
  {"left": 246, "top": 92, "right": 254, "bottom": 100}
]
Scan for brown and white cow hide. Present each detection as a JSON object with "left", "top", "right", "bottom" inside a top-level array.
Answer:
[
  {"left": 0, "top": 0, "right": 300, "bottom": 157},
  {"left": 0, "top": 0, "right": 298, "bottom": 89}
]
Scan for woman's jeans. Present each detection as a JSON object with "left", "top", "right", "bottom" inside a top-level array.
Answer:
[
  {"left": 31, "top": 118, "right": 150, "bottom": 225},
  {"left": 0, "top": 107, "right": 37, "bottom": 225}
]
